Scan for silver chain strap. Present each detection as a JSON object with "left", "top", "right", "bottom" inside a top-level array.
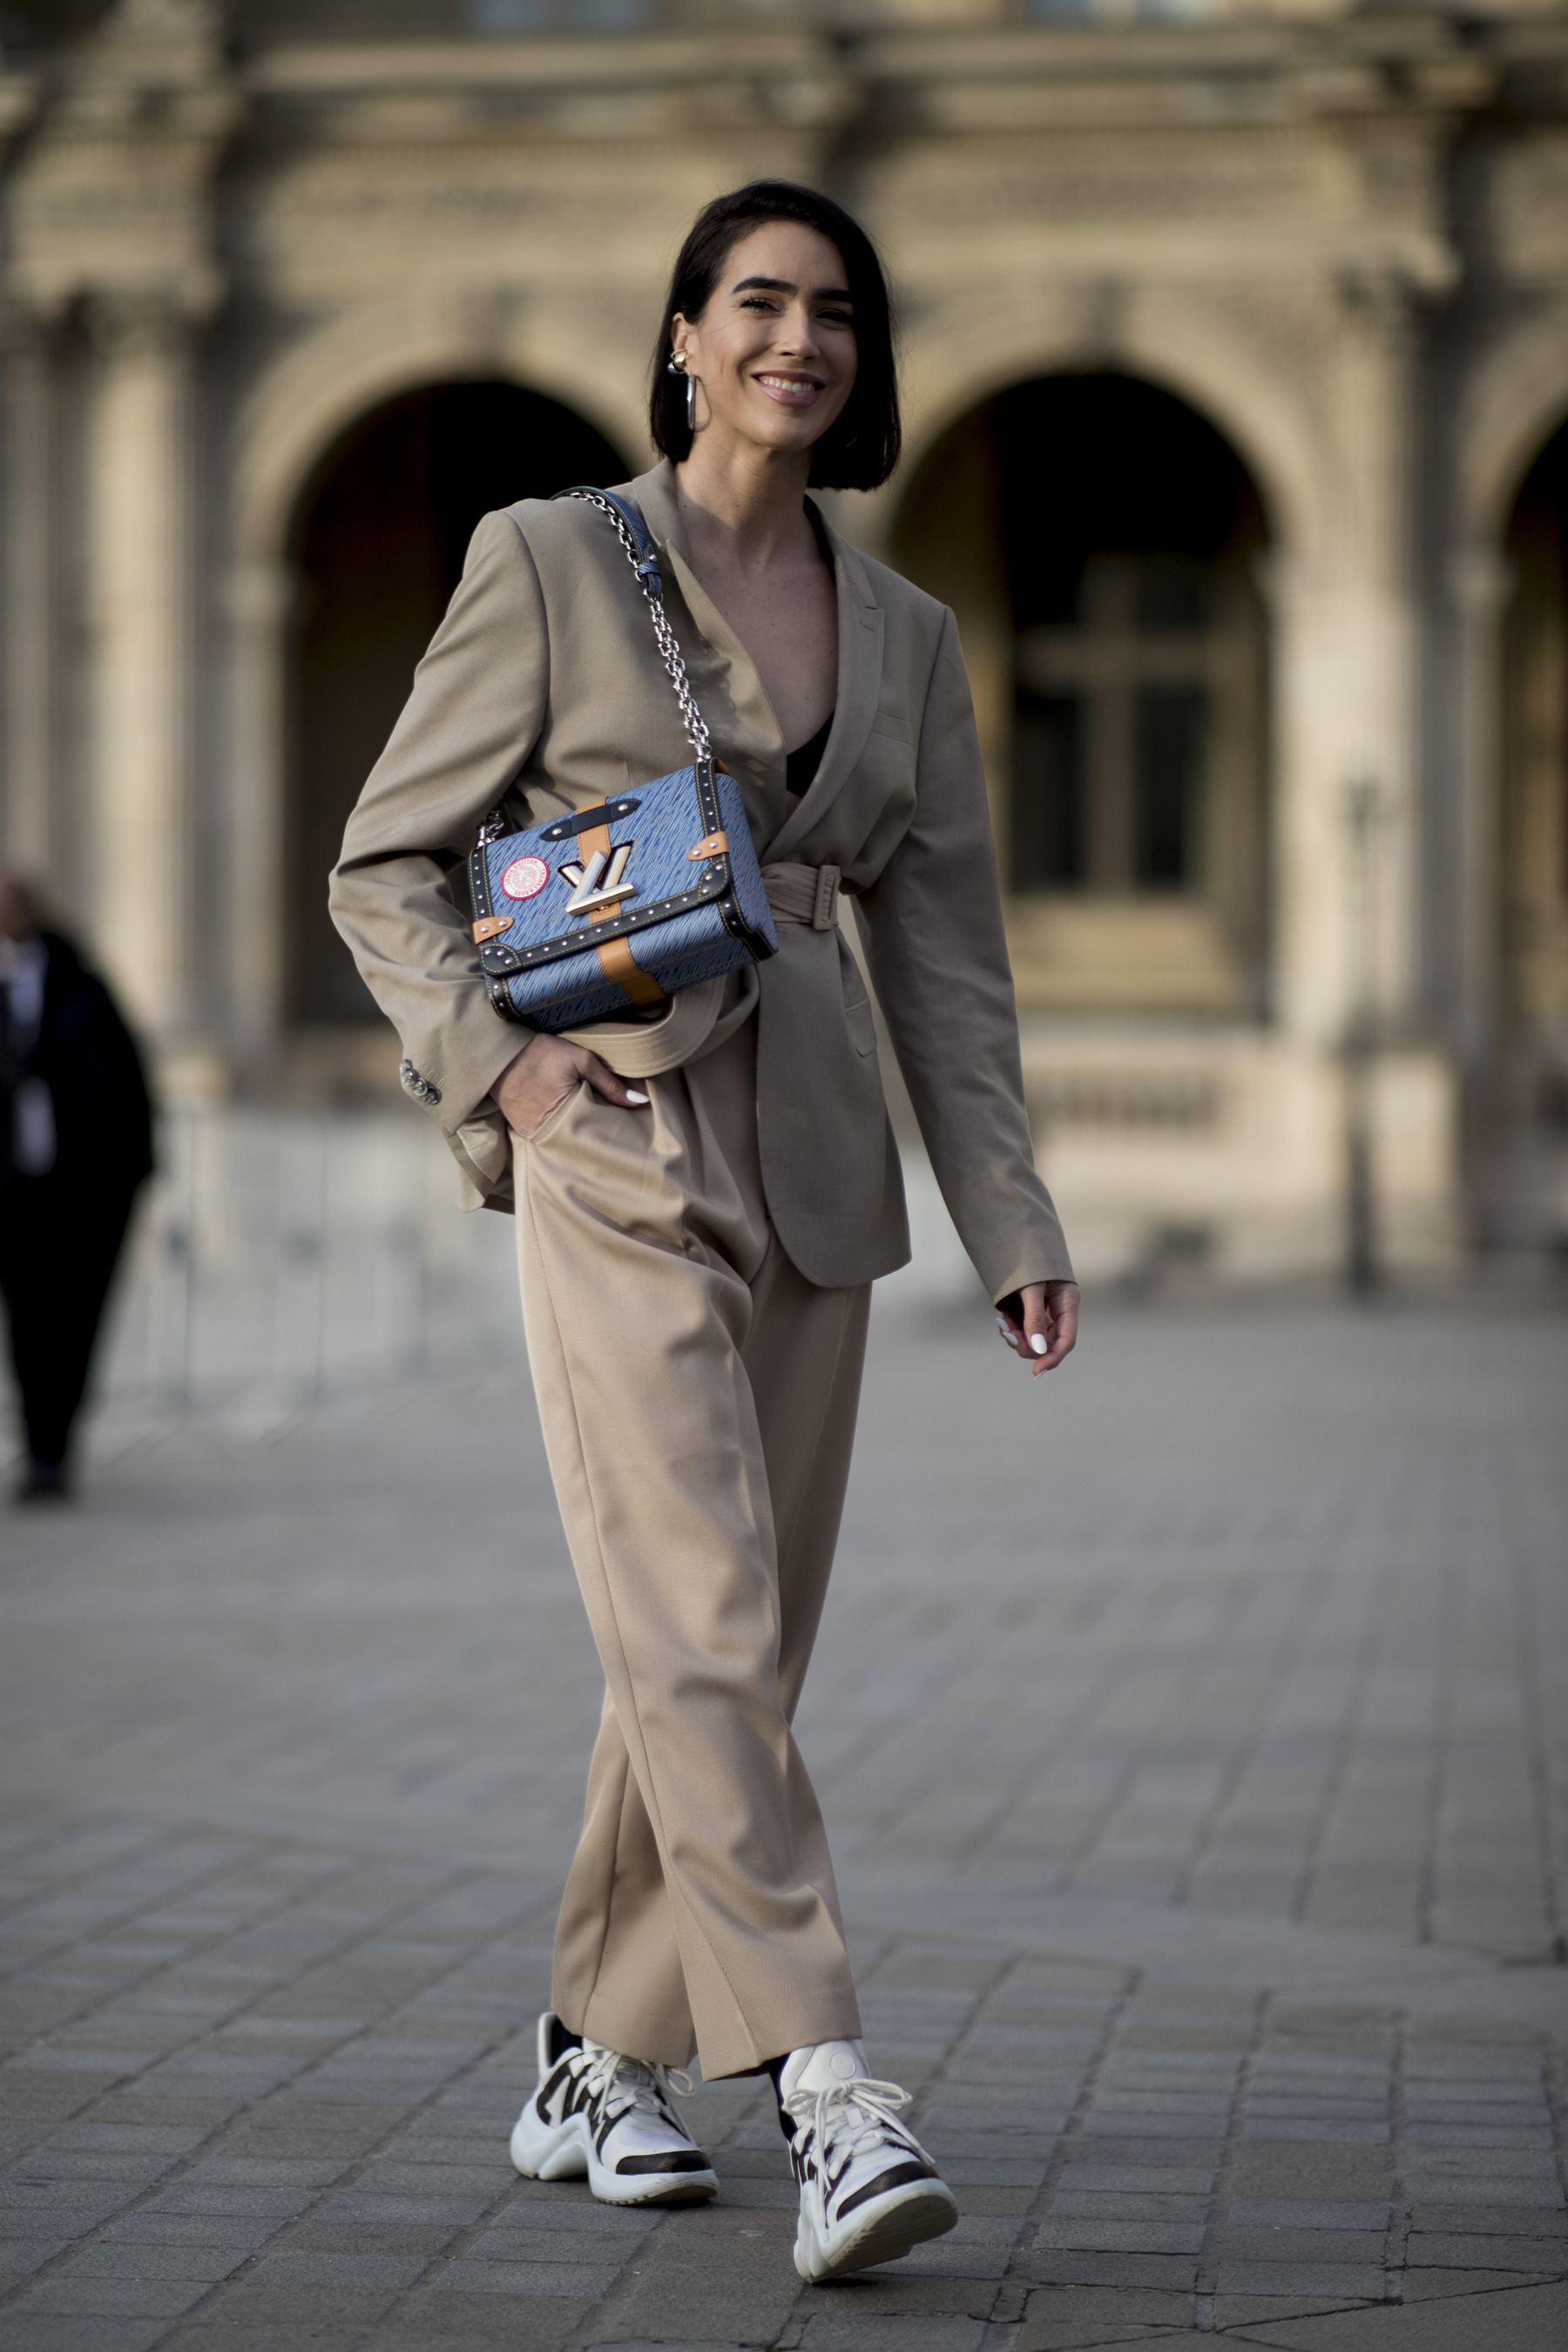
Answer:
[
  {"left": 562, "top": 490, "right": 713, "bottom": 767},
  {"left": 474, "top": 490, "right": 713, "bottom": 854}
]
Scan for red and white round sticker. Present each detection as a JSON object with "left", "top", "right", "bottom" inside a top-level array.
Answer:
[{"left": 500, "top": 855, "right": 550, "bottom": 902}]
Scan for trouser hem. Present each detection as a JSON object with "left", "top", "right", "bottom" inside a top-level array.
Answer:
[{"left": 559, "top": 1981, "right": 864, "bottom": 2081}]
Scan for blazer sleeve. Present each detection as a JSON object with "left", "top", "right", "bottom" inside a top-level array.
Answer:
[
  {"left": 853, "top": 607, "right": 1075, "bottom": 1301},
  {"left": 328, "top": 510, "right": 548, "bottom": 1133}
]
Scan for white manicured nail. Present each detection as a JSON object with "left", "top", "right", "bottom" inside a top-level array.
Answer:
[
  {"left": 625, "top": 1089, "right": 649, "bottom": 1104},
  {"left": 1030, "top": 1333, "right": 1048, "bottom": 1355}
]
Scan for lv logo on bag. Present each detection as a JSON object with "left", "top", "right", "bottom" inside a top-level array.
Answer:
[{"left": 560, "top": 842, "right": 637, "bottom": 917}]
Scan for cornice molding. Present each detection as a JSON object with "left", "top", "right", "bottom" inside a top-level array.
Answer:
[
  {"left": 83, "top": 283, "right": 220, "bottom": 355},
  {"left": 3, "top": 0, "right": 237, "bottom": 320}
]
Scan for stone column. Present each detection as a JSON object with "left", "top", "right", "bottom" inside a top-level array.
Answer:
[
  {"left": 1447, "top": 545, "right": 1514, "bottom": 1067},
  {"left": 1, "top": 305, "right": 56, "bottom": 881},
  {"left": 83, "top": 292, "right": 196, "bottom": 1038},
  {"left": 1269, "top": 271, "right": 1461, "bottom": 1273},
  {"left": 1266, "top": 546, "right": 1348, "bottom": 1051},
  {"left": 1331, "top": 269, "right": 1423, "bottom": 1037},
  {"left": 1269, "top": 289, "right": 1424, "bottom": 1024},
  {"left": 225, "top": 557, "right": 294, "bottom": 1058}
]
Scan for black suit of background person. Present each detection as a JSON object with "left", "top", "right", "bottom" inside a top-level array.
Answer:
[{"left": 0, "top": 877, "right": 153, "bottom": 1502}]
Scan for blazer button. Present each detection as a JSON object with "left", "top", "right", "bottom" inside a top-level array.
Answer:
[{"left": 399, "top": 1058, "right": 441, "bottom": 1107}]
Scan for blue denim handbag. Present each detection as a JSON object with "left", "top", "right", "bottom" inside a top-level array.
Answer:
[{"left": 467, "top": 490, "right": 778, "bottom": 1033}]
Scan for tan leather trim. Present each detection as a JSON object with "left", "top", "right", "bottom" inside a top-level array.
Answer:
[
  {"left": 471, "top": 915, "right": 511, "bottom": 943},
  {"left": 596, "top": 933, "right": 666, "bottom": 1006},
  {"left": 576, "top": 820, "right": 664, "bottom": 999},
  {"left": 687, "top": 830, "right": 729, "bottom": 861}
]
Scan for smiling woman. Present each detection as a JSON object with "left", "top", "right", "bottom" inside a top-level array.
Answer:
[
  {"left": 647, "top": 186, "right": 901, "bottom": 762},
  {"left": 328, "top": 178, "right": 1076, "bottom": 2293},
  {"left": 650, "top": 181, "right": 901, "bottom": 494}
]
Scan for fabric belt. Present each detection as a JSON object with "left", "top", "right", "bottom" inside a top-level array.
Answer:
[{"left": 762, "top": 862, "right": 842, "bottom": 932}]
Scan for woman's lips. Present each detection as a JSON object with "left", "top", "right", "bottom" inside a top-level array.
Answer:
[{"left": 754, "top": 372, "right": 822, "bottom": 405}]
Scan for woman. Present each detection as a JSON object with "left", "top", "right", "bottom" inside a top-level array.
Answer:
[{"left": 331, "top": 181, "right": 1077, "bottom": 2283}]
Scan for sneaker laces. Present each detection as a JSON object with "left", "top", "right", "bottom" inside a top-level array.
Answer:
[
  {"left": 788, "top": 2076, "right": 923, "bottom": 2216},
  {"left": 581, "top": 2044, "right": 694, "bottom": 2138}
]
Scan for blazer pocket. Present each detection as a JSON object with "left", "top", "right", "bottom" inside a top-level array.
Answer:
[
  {"left": 843, "top": 990, "right": 878, "bottom": 1058},
  {"left": 868, "top": 712, "right": 913, "bottom": 744}
]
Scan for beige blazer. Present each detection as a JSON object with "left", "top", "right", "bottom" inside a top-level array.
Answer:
[{"left": 329, "top": 462, "right": 1072, "bottom": 1300}]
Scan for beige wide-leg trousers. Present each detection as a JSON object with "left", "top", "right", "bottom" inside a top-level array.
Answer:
[{"left": 512, "top": 1015, "right": 869, "bottom": 2082}]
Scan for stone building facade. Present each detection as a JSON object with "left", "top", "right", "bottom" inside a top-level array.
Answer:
[{"left": 3, "top": 0, "right": 1568, "bottom": 1278}]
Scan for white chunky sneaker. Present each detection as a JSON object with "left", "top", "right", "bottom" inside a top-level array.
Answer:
[
  {"left": 510, "top": 2011, "right": 717, "bottom": 2206},
  {"left": 780, "top": 2038, "right": 958, "bottom": 2281}
]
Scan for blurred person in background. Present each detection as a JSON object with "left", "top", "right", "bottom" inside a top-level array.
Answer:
[
  {"left": 333, "top": 182, "right": 1077, "bottom": 2284},
  {"left": 0, "top": 875, "right": 153, "bottom": 1503}
]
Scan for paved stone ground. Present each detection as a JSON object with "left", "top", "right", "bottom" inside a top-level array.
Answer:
[{"left": 0, "top": 1295, "right": 1565, "bottom": 2352}]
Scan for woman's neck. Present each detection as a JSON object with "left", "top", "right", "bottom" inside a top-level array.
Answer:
[{"left": 673, "top": 438, "right": 816, "bottom": 576}]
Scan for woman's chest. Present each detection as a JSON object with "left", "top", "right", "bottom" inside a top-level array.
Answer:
[{"left": 682, "top": 562, "right": 839, "bottom": 754}]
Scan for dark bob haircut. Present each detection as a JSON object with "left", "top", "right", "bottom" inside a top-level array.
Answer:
[{"left": 649, "top": 181, "right": 901, "bottom": 492}]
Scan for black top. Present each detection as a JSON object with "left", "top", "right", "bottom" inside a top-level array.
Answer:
[{"left": 785, "top": 710, "right": 835, "bottom": 801}]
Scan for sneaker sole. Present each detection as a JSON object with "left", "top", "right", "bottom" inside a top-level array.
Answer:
[
  {"left": 511, "top": 2107, "right": 717, "bottom": 2207},
  {"left": 795, "top": 2182, "right": 959, "bottom": 2281}
]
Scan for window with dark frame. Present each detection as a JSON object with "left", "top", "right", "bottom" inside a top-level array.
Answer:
[
  {"left": 989, "top": 373, "right": 1265, "bottom": 910},
  {"left": 1013, "top": 556, "right": 1218, "bottom": 894}
]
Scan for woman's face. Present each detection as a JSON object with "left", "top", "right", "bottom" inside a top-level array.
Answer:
[{"left": 672, "top": 220, "right": 858, "bottom": 463}]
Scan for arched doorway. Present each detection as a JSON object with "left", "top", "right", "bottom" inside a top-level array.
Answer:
[
  {"left": 896, "top": 372, "right": 1270, "bottom": 1017},
  {"left": 286, "top": 380, "right": 627, "bottom": 1025},
  {"left": 1499, "top": 413, "right": 1568, "bottom": 1238}
]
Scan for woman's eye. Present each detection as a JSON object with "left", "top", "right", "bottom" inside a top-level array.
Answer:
[{"left": 740, "top": 296, "right": 781, "bottom": 314}]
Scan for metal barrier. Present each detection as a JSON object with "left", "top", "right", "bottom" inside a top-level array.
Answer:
[
  {"left": 97, "top": 1104, "right": 527, "bottom": 1425},
  {"left": 72, "top": 1105, "right": 977, "bottom": 1464}
]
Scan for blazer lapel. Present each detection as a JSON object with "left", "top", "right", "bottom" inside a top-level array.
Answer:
[
  {"left": 623, "top": 467, "right": 887, "bottom": 859},
  {"left": 767, "top": 512, "right": 884, "bottom": 862}
]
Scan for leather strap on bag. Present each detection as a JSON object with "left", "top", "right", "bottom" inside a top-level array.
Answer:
[{"left": 577, "top": 816, "right": 667, "bottom": 1007}]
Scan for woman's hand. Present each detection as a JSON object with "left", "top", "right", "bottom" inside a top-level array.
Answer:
[
  {"left": 997, "top": 1281, "right": 1079, "bottom": 1379},
  {"left": 494, "top": 1034, "right": 649, "bottom": 1139}
]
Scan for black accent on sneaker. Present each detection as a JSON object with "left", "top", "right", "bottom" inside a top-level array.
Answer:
[
  {"left": 585, "top": 2069, "right": 707, "bottom": 2169},
  {"left": 536, "top": 2065, "right": 564, "bottom": 2120},
  {"left": 614, "top": 2150, "right": 713, "bottom": 2174},
  {"left": 837, "top": 2159, "right": 936, "bottom": 2220},
  {"left": 536, "top": 2058, "right": 582, "bottom": 2123},
  {"left": 546, "top": 2017, "right": 584, "bottom": 2066}
]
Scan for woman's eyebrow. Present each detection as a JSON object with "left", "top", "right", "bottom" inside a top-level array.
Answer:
[{"left": 731, "top": 274, "right": 855, "bottom": 303}]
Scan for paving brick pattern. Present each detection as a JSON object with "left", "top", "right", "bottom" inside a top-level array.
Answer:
[{"left": 1, "top": 1299, "right": 1565, "bottom": 2349}]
